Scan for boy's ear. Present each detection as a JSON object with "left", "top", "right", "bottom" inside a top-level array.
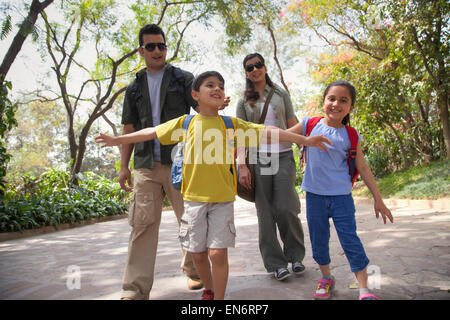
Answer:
[{"left": 191, "top": 90, "right": 199, "bottom": 102}]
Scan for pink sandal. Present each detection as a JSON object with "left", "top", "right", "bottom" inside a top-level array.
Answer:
[{"left": 359, "top": 293, "right": 380, "bottom": 300}]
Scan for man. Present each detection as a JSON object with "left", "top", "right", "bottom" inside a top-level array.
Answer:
[{"left": 119, "top": 24, "right": 202, "bottom": 300}]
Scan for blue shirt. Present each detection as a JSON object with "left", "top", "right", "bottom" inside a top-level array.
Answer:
[{"left": 301, "top": 117, "right": 361, "bottom": 196}]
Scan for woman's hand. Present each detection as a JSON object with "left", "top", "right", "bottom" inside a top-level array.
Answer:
[{"left": 219, "top": 96, "right": 231, "bottom": 110}]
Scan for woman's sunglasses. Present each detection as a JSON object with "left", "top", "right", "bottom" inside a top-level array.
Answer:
[
  {"left": 141, "top": 42, "right": 167, "bottom": 52},
  {"left": 245, "top": 61, "right": 264, "bottom": 72}
]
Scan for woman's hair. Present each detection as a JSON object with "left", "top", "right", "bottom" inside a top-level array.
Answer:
[
  {"left": 242, "top": 53, "right": 274, "bottom": 103},
  {"left": 323, "top": 80, "right": 356, "bottom": 126},
  {"left": 192, "top": 71, "right": 225, "bottom": 91}
]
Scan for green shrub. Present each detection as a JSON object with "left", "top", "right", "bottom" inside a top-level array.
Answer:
[
  {"left": 352, "top": 159, "right": 449, "bottom": 199},
  {"left": 1, "top": 168, "right": 130, "bottom": 232}
]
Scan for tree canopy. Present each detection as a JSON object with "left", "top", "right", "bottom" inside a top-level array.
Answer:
[{"left": 2, "top": 0, "right": 448, "bottom": 185}]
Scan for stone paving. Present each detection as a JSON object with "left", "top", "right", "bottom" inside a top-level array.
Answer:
[{"left": 0, "top": 197, "right": 449, "bottom": 300}]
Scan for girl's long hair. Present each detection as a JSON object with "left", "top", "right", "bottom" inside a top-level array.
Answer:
[
  {"left": 323, "top": 80, "right": 356, "bottom": 126},
  {"left": 243, "top": 53, "right": 274, "bottom": 103}
]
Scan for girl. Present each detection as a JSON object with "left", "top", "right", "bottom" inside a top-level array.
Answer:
[
  {"left": 289, "top": 80, "right": 394, "bottom": 300},
  {"left": 236, "top": 53, "right": 307, "bottom": 281}
]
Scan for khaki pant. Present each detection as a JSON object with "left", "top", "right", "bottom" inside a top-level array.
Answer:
[{"left": 121, "top": 163, "right": 199, "bottom": 300}]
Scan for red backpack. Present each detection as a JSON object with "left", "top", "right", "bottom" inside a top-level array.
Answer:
[{"left": 301, "top": 116, "right": 359, "bottom": 186}]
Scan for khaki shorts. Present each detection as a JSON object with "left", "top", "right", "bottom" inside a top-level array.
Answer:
[{"left": 179, "top": 201, "right": 236, "bottom": 252}]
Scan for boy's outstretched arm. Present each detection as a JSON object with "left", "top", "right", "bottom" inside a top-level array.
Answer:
[
  {"left": 95, "top": 127, "right": 157, "bottom": 147},
  {"left": 355, "top": 143, "right": 394, "bottom": 224},
  {"left": 263, "top": 126, "right": 332, "bottom": 151}
]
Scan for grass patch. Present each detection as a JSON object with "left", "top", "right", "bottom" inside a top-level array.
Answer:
[{"left": 352, "top": 159, "right": 449, "bottom": 200}]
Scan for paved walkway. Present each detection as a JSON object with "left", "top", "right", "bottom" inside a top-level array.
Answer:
[{"left": 0, "top": 197, "right": 449, "bottom": 300}]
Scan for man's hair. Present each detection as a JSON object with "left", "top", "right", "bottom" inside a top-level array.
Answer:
[
  {"left": 192, "top": 71, "right": 225, "bottom": 91},
  {"left": 138, "top": 24, "right": 166, "bottom": 46}
]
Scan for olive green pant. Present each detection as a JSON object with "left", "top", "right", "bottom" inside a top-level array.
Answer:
[
  {"left": 254, "top": 151, "right": 305, "bottom": 272},
  {"left": 121, "top": 164, "right": 199, "bottom": 300}
]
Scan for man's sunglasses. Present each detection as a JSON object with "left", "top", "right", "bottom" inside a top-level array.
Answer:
[
  {"left": 141, "top": 42, "right": 167, "bottom": 52},
  {"left": 245, "top": 61, "right": 264, "bottom": 72}
]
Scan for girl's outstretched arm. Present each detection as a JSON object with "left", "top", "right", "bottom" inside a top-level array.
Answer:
[
  {"left": 95, "top": 127, "right": 157, "bottom": 147},
  {"left": 286, "top": 122, "right": 303, "bottom": 135},
  {"left": 355, "top": 143, "right": 394, "bottom": 224}
]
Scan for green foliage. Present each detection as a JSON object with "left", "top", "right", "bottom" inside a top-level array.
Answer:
[
  {"left": 0, "top": 80, "right": 18, "bottom": 198},
  {"left": 292, "top": 144, "right": 304, "bottom": 194},
  {"left": 7, "top": 100, "right": 67, "bottom": 177},
  {"left": 0, "top": 14, "right": 12, "bottom": 40},
  {"left": 0, "top": 168, "right": 130, "bottom": 232},
  {"left": 282, "top": 0, "right": 448, "bottom": 174},
  {"left": 353, "top": 159, "right": 450, "bottom": 200}
]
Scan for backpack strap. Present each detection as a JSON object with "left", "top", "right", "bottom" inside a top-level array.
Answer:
[
  {"left": 345, "top": 125, "right": 359, "bottom": 186},
  {"left": 219, "top": 115, "right": 237, "bottom": 194},
  {"left": 305, "top": 116, "right": 323, "bottom": 136},
  {"left": 179, "top": 114, "right": 196, "bottom": 192},
  {"left": 182, "top": 114, "right": 195, "bottom": 131}
]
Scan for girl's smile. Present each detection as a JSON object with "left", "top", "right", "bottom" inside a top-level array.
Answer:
[{"left": 323, "top": 85, "right": 354, "bottom": 127}]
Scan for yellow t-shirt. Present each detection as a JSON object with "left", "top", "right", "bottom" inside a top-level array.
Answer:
[{"left": 155, "top": 114, "right": 265, "bottom": 202}]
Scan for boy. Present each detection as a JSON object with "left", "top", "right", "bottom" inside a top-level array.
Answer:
[{"left": 95, "top": 71, "right": 331, "bottom": 300}]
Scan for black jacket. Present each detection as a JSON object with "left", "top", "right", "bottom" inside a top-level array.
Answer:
[{"left": 121, "top": 64, "right": 197, "bottom": 168}]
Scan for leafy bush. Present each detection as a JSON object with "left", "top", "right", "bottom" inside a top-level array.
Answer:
[
  {"left": 0, "top": 168, "right": 130, "bottom": 232},
  {"left": 0, "top": 80, "right": 18, "bottom": 199}
]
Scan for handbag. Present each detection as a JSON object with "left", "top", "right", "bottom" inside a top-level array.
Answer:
[{"left": 237, "top": 87, "right": 275, "bottom": 202}]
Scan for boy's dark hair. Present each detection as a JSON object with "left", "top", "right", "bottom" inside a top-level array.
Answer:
[
  {"left": 192, "top": 71, "right": 225, "bottom": 91},
  {"left": 139, "top": 24, "right": 166, "bottom": 46},
  {"left": 323, "top": 80, "right": 356, "bottom": 126},
  {"left": 242, "top": 53, "right": 274, "bottom": 103}
]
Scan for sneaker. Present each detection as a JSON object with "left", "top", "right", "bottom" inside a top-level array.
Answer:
[
  {"left": 292, "top": 261, "right": 306, "bottom": 275},
  {"left": 201, "top": 289, "right": 214, "bottom": 300},
  {"left": 359, "top": 293, "right": 380, "bottom": 300},
  {"left": 273, "top": 268, "right": 291, "bottom": 281},
  {"left": 314, "top": 277, "right": 336, "bottom": 300}
]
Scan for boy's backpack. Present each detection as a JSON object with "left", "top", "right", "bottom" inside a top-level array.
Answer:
[
  {"left": 301, "top": 116, "right": 359, "bottom": 186},
  {"left": 171, "top": 114, "right": 237, "bottom": 192}
]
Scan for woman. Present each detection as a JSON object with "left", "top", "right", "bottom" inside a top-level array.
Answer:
[{"left": 236, "top": 53, "right": 306, "bottom": 280}]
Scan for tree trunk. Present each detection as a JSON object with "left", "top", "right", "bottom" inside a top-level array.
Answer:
[
  {"left": 0, "top": 0, "right": 54, "bottom": 85},
  {"left": 384, "top": 121, "right": 410, "bottom": 169},
  {"left": 438, "top": 92, "right": 450, "bottom": 159},
  {"left": 267, "top": 23, "right": 289, "bottom": 93}
]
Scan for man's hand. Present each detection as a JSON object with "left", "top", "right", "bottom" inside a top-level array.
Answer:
[
  {"left": 95, "top": 133, "right": 120, "bottom": 147},
  {"left": 118, "top": 167, "right": 133, "bottom": 192}
]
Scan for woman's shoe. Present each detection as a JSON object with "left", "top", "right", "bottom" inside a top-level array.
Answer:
[{"left": 273, "top": 268, "right": 291, "bottom": 281}]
